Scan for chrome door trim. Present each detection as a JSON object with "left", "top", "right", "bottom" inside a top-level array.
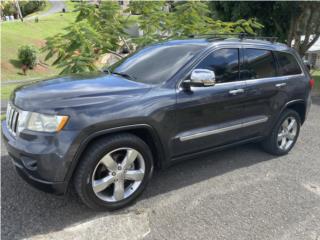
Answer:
[{"left": 179, "top": 117, "right": 268, "bottom": 142}]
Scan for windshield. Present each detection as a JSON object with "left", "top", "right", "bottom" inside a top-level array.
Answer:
[{"left": 110, "top": 43, "right": 206, "bottom": 84}]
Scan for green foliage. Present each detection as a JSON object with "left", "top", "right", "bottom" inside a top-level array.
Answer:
[
  {"left": 128, "top": 1, "right": 169, "bottom": 46},
  {"left": 2, "top": 2, "right": 16, "bottom": 16},
  {"left": 43, "top": 0, "right": 263, "bottom": 74},
  {"left": 1, "top": 1, "right": 46, "bottom": 17},
  {"left": 18, "top": 45, "right": 38, "bottom": 68},
  {"left": 19, "top": 1, "right": 46, "bottom": 16},
  {"left": 210, "top": 1, "right": 320, "bottom": 55},
  {"left": 43, "top": 21, "right": 102, "bottom": 74}
]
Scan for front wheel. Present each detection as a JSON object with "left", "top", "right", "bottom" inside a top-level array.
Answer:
[
  {"left": 262, "top": 109, "right": 301, "bottom": 155},
  {"left": 74, "top": 134, "right": 154, "bottom": 210}
]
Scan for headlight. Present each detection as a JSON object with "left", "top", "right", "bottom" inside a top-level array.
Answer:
[{"left": 18, "top": 111, "right": 69, "bottom": 133}]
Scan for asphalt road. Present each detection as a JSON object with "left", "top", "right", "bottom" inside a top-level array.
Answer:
[
  {"left": 26, "top": 0, "right": 66, "bottom": 20},
  {"left": 1, "top": 99, "right": 320, "bottom": 240}
]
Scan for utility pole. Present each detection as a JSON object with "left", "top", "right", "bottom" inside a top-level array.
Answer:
[{"left": 15, "top": 0, "right": 23, "bottom": 22}]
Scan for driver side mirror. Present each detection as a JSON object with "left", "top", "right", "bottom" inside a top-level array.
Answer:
[{"left": 182, "top": 69, "right": 216, "bottom": 90}]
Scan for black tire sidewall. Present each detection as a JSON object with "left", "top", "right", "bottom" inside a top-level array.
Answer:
[{"left": 77, "top": 135, "right": 153, "bottom": 210}]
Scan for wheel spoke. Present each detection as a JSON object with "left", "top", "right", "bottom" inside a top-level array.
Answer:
[
  {"left": 113, "top": 180, "right": 125, "bottom": 201},
  {"left": 280, "top": 137, "right": 287, "bottom": 149},
  {"left": 282, "top": 119, "right": 289, "bottom": 129},
  {"left": 100, "top": 154, "right": 117, "bottom": 171},
  {"left": 92, "top": 176, "right": 115, "bottom": 193},
  {"left": 125, "top": 170, "right": 144, "bottom": 181},
  {"left": 287, "top": 119, "right": 296, "bottom": 131},
  {"left": 277, "top": 132, "right": 285, "bottom": 142},
  {"left": 122, "top": 149, "right": 139, "bottom": 169},
  {"left": 287, "top": 132, "right": 296, "bottom": 140}
]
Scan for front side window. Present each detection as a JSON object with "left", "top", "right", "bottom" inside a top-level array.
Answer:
[
  {"left": 243, "top": 49, "right": 277, "bottom": 79},
  {"left": 275, "top": 51, "right": 302, "bottom": 76},
  {"left": 195, "top": 48, "right": 239, "bottom": 83}
]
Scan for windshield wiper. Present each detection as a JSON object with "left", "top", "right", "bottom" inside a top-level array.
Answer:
[{"left": 112, "top": 71, "right": 136, "bottom": 80}]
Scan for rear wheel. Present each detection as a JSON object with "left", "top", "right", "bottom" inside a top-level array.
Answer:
[
  {"left": 74, "top": 134, "right": 153, "bottom": 210},
  {"left": 262, "top": 109, "right": 301, "bottom": 155}
]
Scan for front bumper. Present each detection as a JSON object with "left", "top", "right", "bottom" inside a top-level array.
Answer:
[{"left": 2, "top": 120, "right": 79, "bottom": 195}]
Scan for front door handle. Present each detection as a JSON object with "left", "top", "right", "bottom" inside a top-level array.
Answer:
[
  {"left": 229, "top": 88, "right": 245, "bottom": 95},
  {"left": 275, "top": 83, "right": 287, "bottom": 88}
]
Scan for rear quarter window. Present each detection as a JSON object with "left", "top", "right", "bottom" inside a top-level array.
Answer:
[{"left": 275, "top": 51, "right": 302, "bottom": 76}]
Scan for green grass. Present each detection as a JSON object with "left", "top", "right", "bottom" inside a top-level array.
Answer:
[
  {"left": 1, "top": 7, "right": 77, "bottom": 82},
  {"left": 1, "top": 84, "right": 21, "bottom": 100}
]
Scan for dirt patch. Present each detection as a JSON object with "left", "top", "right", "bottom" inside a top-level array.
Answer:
[
  {"left": 1, "top": 62, "right": 14, "bottom": 72},
  {"left": 33, "top": 39, "right": 46, "bottom": 48},
  {"left": 34, "top": 63, "right": 49, "bottom": 73}
]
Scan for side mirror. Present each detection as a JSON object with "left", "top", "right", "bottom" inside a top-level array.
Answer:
[{"left": 182, "top": 69, "right": 216, "bottom": 90}]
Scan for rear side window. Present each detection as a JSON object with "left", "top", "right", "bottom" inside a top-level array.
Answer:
[
  {"left": 195, "top": 48, "right": 239, "bottom": 83},
  {"left": 275, "top": 51, "right": 302, "bottom": 76},
  {"left": 243, "top": 49, "right": 277, "bottom": 79}
]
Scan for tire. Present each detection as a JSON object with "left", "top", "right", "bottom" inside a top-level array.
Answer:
[
  {"left": 261, "top": 109, "right": 301, "bottom": 156},
  {"left": 74, "top": 133, "right": 154, "bottom": 210}
]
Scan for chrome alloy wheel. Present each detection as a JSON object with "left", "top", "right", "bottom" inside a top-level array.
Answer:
[
  {"left": 277, "top": 116, "right": 298, "bottom": 151},
  {"left": 91, "top": 148, "right": 145, "bottom": 202}
]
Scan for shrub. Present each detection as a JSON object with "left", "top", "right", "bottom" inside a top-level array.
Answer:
[
  {"left": 18, "top": 45, "right": 38, "bottom": 70},
  {"left": 19, "top": 1, "right": 46, "bottom": 16}
]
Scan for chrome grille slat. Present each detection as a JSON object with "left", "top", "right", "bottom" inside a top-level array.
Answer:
[
  {"left": 12, "top": 112, "right": 18, "bottom": 132},
  {"left": 6, "top": 103, "right": 19, "bottom": 136},
  {"left": 8, "top": 108, "right": 14, "bottom": 129}
]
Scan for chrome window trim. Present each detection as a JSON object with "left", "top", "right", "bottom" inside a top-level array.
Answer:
[{"left": 179, "top": 117, "right": 268, "bottom": 142}]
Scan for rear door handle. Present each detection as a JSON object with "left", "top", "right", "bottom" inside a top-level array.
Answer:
[
  {"left": 275, "top": 83, "right": 287, "bottom": 88},
  {"left": 229, "top": 88, "right": 245, "bottom": 95}
]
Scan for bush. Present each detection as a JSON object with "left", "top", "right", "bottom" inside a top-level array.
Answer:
[
  {"left": 18, "top": 45, "right": 38, "bottom": 69},
  {"left": 19, "top": 1, "right": 46, "bottom": 16}
]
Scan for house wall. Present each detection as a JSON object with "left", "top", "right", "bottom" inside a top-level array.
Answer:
[{"left": 306, "top": 51, "right": 320, "bottom": 69}]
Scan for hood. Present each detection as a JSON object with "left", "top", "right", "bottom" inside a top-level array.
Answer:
[{"left": 12, "top": 73, "right": 151, "bottom": 112}]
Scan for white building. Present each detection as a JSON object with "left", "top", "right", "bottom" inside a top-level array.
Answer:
[{"left": 305, "top": 38, "right": 320, "bottom": 69}]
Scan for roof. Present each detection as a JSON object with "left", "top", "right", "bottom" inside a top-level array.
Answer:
[
  {"left": 307, "top": 38, "right": 320, "bottom": 52},
  {"left": 157, "top": 38, "right": 290, "bottom": 51}
]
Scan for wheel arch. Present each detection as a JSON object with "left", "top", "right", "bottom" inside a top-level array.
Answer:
[
  {"left": 283, "top": 99, "right": 307, "bottom": 125},
  {"left": 65, "top": 124, "right": 166, "bottom": 187}
]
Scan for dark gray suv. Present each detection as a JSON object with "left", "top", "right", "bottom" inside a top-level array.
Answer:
[{"left": 2, "top": 37, "right": 314, "bottom": 210}]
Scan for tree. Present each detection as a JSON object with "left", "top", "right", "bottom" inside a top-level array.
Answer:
[
  {"left": 209, "top": 1, "right": 320, "bottom": 56},
  {"left": 43, "top": 1, "right": 128, "bottom": 74},
  {"left": 43, "top": 1, "right": 263, "bottom": 74},
  {"left": 18, "top": 45, "right": 38, "bottom": 74}
]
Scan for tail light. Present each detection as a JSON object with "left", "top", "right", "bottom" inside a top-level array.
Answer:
[{"left": 309, "top": 79, "right": 315, "bottom": 89}]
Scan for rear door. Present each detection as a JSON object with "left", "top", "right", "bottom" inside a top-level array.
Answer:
[{"left": 241, "top": 48, "right": 291, "bottom": 138}]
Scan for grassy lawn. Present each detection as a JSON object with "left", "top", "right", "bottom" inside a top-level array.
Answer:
[
  {"left": 1, "top": 84, "right": 21, "bottom": 100},
  {"left": 1, "top": 6, "right": 77, "bottom": 82}
]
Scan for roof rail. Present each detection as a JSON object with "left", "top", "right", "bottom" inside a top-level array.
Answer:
[{"left": 189, "top": 33, "right": 278, "bottom": 43}]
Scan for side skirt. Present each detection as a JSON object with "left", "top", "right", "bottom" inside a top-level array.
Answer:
[{"left": 166, "top": 136, "right": 264, "bottom": 168}]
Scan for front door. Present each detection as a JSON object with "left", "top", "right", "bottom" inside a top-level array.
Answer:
[{"left": 172, "top": 48, "right": 248, "bottom": 157}]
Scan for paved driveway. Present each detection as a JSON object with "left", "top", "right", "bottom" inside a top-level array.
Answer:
[
  {"left": 25, "top": 0, "right": 66, "bottom": 20},
  {"left": 1, "top": 99, "right": 320, "bottom": 240}
]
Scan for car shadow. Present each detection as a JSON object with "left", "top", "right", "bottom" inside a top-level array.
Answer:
[{"left": 1, "top": 142, "right": 277, "bottom": 240}]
